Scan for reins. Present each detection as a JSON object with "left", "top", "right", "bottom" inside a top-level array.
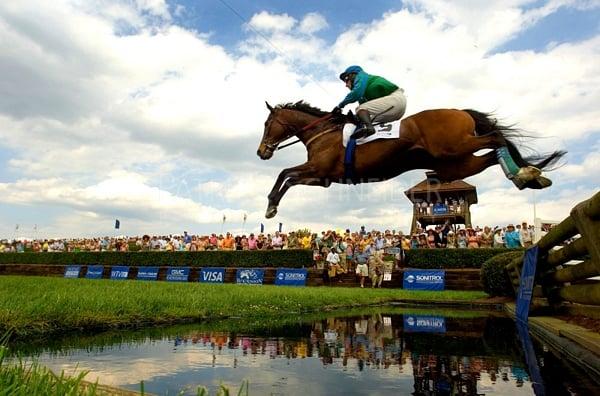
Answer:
[{"left": 275, "top": 113, "right": 333, "bottom": 151}]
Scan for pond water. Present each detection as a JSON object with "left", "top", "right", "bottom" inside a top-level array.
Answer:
[{"left": 17, "top": 308, "right": 599, "bottom": 395}]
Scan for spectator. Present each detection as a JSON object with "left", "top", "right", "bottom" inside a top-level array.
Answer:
[
  {"left": 520, "top": 222, "right": 533, "bottom": 248},
  {"left": 369, "top": 251, "right": 384, "bottom": 288},
  {"left": 354, "top": 247, "right": 369, "bottom": 288},
  {"left": 480, "top": 226, "right": 493, "bottom": 248},
  {"left": 504, "top": 224, "right": 521, "bottom": 248},
  {"left": 467, "top": 228, "right": 479, "bottom": 249},
  {"left": 326, "top": 248, "right": 344, "bottom": 282},
  {"left": 457, "top": 229, "right": 468, "bottom": 248},
  {"left": 493, "top": 228, "right": 504, "bottom": 247},
  {"left": 446, "top": 231, "right": 457, "bottom": 248}
]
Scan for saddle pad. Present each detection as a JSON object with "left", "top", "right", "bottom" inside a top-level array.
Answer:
[{"left": 342, "top": 119, "right": 401, "bottom": 147}]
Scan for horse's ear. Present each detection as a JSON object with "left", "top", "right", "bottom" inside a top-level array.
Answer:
[{"left": 265, "top": 101, "right": 274, "bottom": 112}]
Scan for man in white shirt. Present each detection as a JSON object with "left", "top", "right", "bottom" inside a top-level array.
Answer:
[
  {"left": 326, "top": 248, "right": 344, "bottom": 282},
  {"left": 271, "top": 231, "right": 283, "bottom": 249}
]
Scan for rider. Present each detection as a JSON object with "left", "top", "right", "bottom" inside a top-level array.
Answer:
[{"left": 332, "top": 65, "right": 407, "bottom": 139}]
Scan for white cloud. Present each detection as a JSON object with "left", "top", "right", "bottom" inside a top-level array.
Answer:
[
  {"left": 299, "top": 12, "right": 328, "bottom": 34},
  {"left": 246, "top": 11, "right": 296, "bottom": 33}
]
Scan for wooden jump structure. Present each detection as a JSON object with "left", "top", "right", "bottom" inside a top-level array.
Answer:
[{"left": 506, "top": 191, "right": 600, "bottom": 306}]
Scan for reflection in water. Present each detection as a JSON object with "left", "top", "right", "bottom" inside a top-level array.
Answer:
[{"left": 28, "top": 313, "right": 595, "bottom": 396}]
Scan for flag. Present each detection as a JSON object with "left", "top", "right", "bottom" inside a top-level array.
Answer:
[
  {"left": 15, "top": 224, "right": 19, "bottom": 231},
  {"left": 222, "top": 214, "right": 226, "bottom": 223},
  {"left": 115, "top": 219, "right": 120, "bottom": 229},
  {"left": 278, "top": 222, "right": 283, "bottom": 232},
  {"left": 243, "top": 213, "right": 247, "bottom": 222},
  {"left": 260, "top": 223, "right": 264, "bottom": 233}
]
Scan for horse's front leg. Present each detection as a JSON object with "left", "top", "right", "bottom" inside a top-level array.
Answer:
[
  {"left": 266, "top": 175, "right": 329, "bottom": 218},
  {"left": 266, "top": 164, "right": 314, "bottom": 218}
]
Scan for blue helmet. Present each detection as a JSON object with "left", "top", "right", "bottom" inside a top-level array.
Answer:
[{"left": 339, "top": 65, "right": 363, "bottom": 81}]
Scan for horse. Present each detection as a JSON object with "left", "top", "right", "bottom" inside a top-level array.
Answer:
[{"left": 257, "top": 101, "right": 565, "bottom": 219}]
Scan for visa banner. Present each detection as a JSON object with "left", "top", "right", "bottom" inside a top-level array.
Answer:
[
  {"left": 274, "top": 268, "right": 308, "bottom": 286},
  {"left": 137, "top": 266, "right": 159, "bottom": 281},
  {"left": 199, "top": 268, "right": 226, "bottom": 283},
  {"left": 236, "top": 268, "right": 264, "bottom": 285},
  {"left": 403, "top": 315, "right": 446, "bottom": 333},
  {"left": 403, "top": 270, "right": 445, "bottom": 291},
  {"left": 64, "top": 265, "right": 81, "bottom": 278},
  {"left": 85, "top": 265, "right": 104, "bottom": 279},
  {"left": 110, "top": 266, "right": 129, "bottom": 280},
  {"left": 166, "top": 267, "right": 190, "bottom": 282}
]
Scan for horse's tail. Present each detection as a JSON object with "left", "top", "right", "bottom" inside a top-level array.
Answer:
[{"left": 462, "top": 109, "right": 566, "bottom": 171}]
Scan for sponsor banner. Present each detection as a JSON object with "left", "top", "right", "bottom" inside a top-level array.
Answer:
[
  {"left": 110, "top": 266, "right": 129, "bottom": 280},
  {"left": 383, "top": 271, "right": 392, "bottom": 281},
  {"left": 137, "top": 266, "right": 159, "bottom": 281},
  {"left": 403, "top": 270, "right": 445, "bottom": 291},
  {"left": 403, "top": 315, "right": 446, "bottom": 333},
  {"left": 64, "top": 265, "right": 81, "bottom": 278},
  {"left": 274, "top": 268, "right": 307, "bottom": 286},
  {"left": 199, "top": 268, "right": 226, "bottom": 283},
  {"left": 166, "top": 267, "right": 190, "bottom": 282},
  {"left": 516, "top": 246, "right": 539, "bottom": 323},
  {"left": 236, "top": 268, "right": 265, "bottom": 285},
  {"left": 433, "top": 203, "right": 448, "bottom": 215},
  {"left": 85, "top": 265, "right": 104, "bottom": 279}
]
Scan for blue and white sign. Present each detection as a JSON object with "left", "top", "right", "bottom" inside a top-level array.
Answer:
[
  {"left": 137, "top": 266, "right": 159, "bottom": 281},
  {"left": 404, "top": 315, "right": 446, "bottom": 333},
  {"left": 236, "top": 268, "right": 264, "bottom": 285},
  {"left": 274, "top": 268, "right": 308, "bottom": 286},
  {"left": 166, "top": 267, "right": 190, "bottom": 282},
  {"left": 516, "top": 246, "right": 539, "bottom": 323},
  {"left": 64, "top": 265, "right": 81, "bottom": 278},
  {"left": 432, "top": 203, "right": 448, "bottom": 215},
  {"left": 85, "top": 265, "right": 104, "bottom": 279},
  {"left": 110, "top": 266, "right": 129, "bottom": 280},
  {"left": 403, "top": 270, "right": 445, "bottom": 291},
  {"left": 199, "top": 268, "right": 226, "bottom": 283}
]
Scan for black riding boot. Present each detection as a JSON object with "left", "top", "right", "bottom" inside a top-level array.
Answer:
[{"left": 353, "top": 110, "right": 376, "bottom": 139}]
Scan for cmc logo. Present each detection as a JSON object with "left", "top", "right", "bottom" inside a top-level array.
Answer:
[
  {"left": 406, "top": 274, "right": 415, "bottom": 283},
  {"left": 239, "top": 270, "right": 257, "bottom": 280}
]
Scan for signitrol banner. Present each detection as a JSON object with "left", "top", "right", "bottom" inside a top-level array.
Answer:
[
  {"left": 137, "top": 267, "right": 159, "bottom": 281},
  {"left": 110, "top": 266, "right": 129, "bottom": 280},
  {"left": 403, "top": 315, "right": 446, "bottom": 333},
  {"left": 85, "top": 265, "right": 104, "bottom": 279},
  {"left": 274, "top": 268, "right": 308, "bottom": 286},
  {"left": 403, "top": 270, "right": 445, "bottom": 291},
  {"left": 64, "top": 265, "right": 81, "bottom": 278},
  {"left": 199, "top": 268, "right": 226, "bottom": 283},
  {"left": 236, "top": 268, "right": 265, "bottom": 285},
  {"left": 166, "top": 267, "right": 190, "bottom": 282}
]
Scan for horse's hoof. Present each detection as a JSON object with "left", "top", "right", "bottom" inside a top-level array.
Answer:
[
  {"left": 265, "top": 206, "right": 278, "bottom": 218},
  {"left": 524, "top": 176, "right": 552, "bottom": 189},
  {"left": 516, "top": 166, "right": 542, "bottom": 182}
]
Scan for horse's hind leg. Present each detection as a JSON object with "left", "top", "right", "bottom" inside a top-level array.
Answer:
[{"left": 435, "top": 152, "right": 497, "bottom": 180}]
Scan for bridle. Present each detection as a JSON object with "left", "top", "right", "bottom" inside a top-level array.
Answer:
[{"left": 264, "top": 113, "right": 334, "bottom": 152}]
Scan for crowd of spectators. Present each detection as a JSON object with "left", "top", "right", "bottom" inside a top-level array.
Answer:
[{"left": 0, "top": 221, "right": 537, "bottom": 254}]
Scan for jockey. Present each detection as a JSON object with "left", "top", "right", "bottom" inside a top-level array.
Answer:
[{"left": 332, "top": 65, "right": 407, "bottom": 139}]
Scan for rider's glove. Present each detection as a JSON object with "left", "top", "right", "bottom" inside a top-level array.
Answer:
[{"left": 331, "top": 106, "right": 342, "bottom": 115}]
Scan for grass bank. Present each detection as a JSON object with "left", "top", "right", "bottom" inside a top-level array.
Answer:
[{"left": 0, "top": 276, "right": 486, "bottom": 339}]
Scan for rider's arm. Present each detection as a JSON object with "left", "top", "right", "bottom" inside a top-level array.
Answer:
[{"left": 338, "top": 72, "right": 369, "bottom": 108}]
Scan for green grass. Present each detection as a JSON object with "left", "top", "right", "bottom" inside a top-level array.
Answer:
[
  {"left": 0, "top": 341, "right": 98, "bottom": 396},
  {"left": 0, "top": 276, "right": 486, "bottom": 339}
]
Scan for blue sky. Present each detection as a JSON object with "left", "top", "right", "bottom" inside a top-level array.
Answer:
[{"left": 0, "top": 0, "right": 598, "bottom": 238}]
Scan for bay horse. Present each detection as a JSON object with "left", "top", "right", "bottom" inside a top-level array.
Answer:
[{"left": 257, "top": 101, "right": 565, "bottom": 219}]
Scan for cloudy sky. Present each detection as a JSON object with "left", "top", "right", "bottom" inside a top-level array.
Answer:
[{"left": 0, "top": 0, "right": 598, "bottom": 238}]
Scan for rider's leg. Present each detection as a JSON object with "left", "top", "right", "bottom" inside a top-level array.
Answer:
[
  {"left": 353, "top": 89, "right": 407, "bottom": 139},
  {"left": 354, "top": 109, "right": 376, "bottom": 139}
]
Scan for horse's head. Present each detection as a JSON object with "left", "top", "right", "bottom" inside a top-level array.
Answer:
[{"left": 257, "top": 101, "right": 297, "bottom": 160}]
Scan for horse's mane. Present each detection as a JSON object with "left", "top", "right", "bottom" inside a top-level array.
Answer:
[
  {"left": 275, "top": 101, "right": 328, "bottom": 117},
  {"left": 275, "top": 101, "right": 352, "bottom": 125}
]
